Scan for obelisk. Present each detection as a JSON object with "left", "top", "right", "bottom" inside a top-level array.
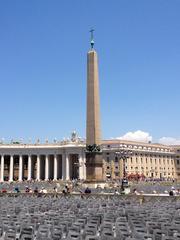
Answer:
[{"left": 86, "top": 30, "right": 103, "bottom": 182}]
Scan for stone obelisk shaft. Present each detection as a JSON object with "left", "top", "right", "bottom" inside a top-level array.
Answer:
[
  {"left": 86, "top": 49, "right": 103, "bottom": 182},
  {"left": 86, "top": 50, "right": 101, "bottom": 146}
]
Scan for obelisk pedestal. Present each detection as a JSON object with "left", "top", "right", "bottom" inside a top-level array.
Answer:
[{"left": 85, "top": 152, "right": 103, "bottom": 182}]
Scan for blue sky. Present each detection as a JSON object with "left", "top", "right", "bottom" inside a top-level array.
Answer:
[{"left": 0, "top": 1, "right": 180, "bottom": 143}]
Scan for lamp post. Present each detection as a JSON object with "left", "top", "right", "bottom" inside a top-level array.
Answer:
[{"left": 115, "top": 149, "right": 133, "bottom": 190}]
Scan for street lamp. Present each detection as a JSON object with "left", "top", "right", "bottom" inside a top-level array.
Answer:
[{"left": 115, "top": 149, "right": 133, "bottom": 190}]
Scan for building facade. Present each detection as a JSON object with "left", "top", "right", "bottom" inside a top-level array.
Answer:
[
  {"left": 0, "top": 134, "right": 180, "bottom": 181},
  {"left": 102, "top": 140, "right": 180, "bottom": 180}
]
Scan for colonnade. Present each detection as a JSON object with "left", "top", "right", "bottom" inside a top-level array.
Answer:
[{"left": 0, "top": 152, "right": 86, "bottom": 182}]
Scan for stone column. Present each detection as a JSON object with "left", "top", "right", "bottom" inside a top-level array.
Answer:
[
  {"left": 82, "top": 151, "right": 86, "bottom": 180},
  {"left": 36, "top": 155, "right": 40, "bottom": 180},
  {"left": 65, "top": 153, "right": 69, "bottom": 180},
  {"left": 18, "top": 155, "right": 23, "bottom": 181},
  {"left": 0, "top": 155, "right": 4, "bottom": 182},
  {"left": 45, "top": 155, "right": 49, "bottom": 180},
  {"left": 27, "top": 155, "right": 32, "bottom": 180},
  {"left": 62, "top": 154, "right": 65, "bottom": 180},
  {"left": 54, "top": 155, "right": 57, "bottom": 180},
  {"left": 9, "top": 155, "right": 14, "bottom": 181},
  {"left": 78, "top": 153, "right": 83, "bottom": 180}
]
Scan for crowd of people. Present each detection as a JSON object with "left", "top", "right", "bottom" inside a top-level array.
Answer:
[{"left": 0, "top": 179, "right": 180, "bottom": 197}]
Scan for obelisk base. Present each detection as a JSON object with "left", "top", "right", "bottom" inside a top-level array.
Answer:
[{"left": 84, "top": 152, "right": 105, "bottom": 188}]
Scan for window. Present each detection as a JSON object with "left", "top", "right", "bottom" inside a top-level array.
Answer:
[
  {"left": 106, "top": 152, "right": 109, "bottom": 155},
  {"left": 107, "top": 166, "right": 110, "bottom": 169},
  {"left": 136, "top": 158, "right": 138, "bottom": 163},
  {"left": 177, "top": 160, "right": 180, "bottom": 165},
  {"left": 131, "top": 157, "right": 133, "bottom": 164},
  {"left": 106, "top": 157, "right": 110, "bottom": 162},
  {"left": 115, "top": 157, "right": 118, "bottom": 162}
]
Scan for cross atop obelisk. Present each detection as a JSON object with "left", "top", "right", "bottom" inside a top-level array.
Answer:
[
  {"left": 90, "top": 29, "right": 95, "bottom": 49},
  {"left": 86, "top": 29, "right": 103, "bottom": 182}
]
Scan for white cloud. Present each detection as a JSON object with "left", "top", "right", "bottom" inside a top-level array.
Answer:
[
  {"left": 117, "top": 130, "right": 152, "bottom": 143},
  {"left": 158, "top": 137, "right": 180, "bottom": 145}
]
